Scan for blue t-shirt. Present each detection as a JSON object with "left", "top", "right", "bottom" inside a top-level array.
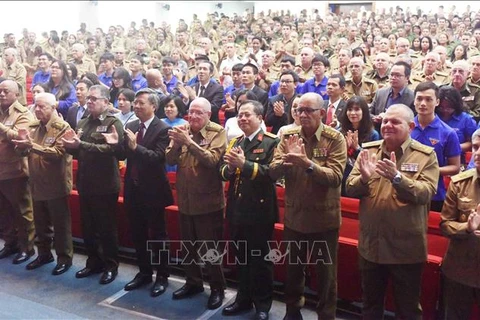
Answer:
[
  {"left": 98, "top": 72, "right": 113, "bottom": 88},
  {"left": 411, "top": 116, "right": 461, "bottom": 201},
  {"left": 131, "top": 73, "right": 147, "bottom": 92},
  {"left": 31, "top": 70, "right": 51, "bottom": 89},
  {"left": 268, "top": 80, "right": 303, "bottom": 98},
  {"left": 164, "top": 76, "right": 179, "bottom": 94},
  {"left": 300, "top": 76, "right": 329, "bottom": 100},
  {"left": 439, "top": 112, "right": 477, "bottom": 145}
]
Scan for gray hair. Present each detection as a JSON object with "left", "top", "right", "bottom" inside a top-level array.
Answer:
[
  {"left": 472, "top": 128, "right": 480, "bottom": 141},
  {"left": 300, "top": 92, "right": 323, "bottom": 108},
  {"left": 191, "top": 97, "right": 211, "bottom": 112},
  {"left": 35, "top": 92, "right": 57, "bottom": 107},
  {"left": 239, "top": 99, "right": 264, "bottom": 116},
  {"left": 90, "top": 85, "right": 110, "bottom": 100},
  {"left": 135, "top": 88, "right": 160, "bottom": 110}
]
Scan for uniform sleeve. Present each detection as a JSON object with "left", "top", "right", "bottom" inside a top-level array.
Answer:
[
  {"left": 241, "top": 138, "right": 279, "bottom": 181},
  {"left": 345, "top": 154, "right": 371, "bottom": 198},
  {"left": 444, "top": 129, "right": 462, "bottom": 158},
  {"left": 31, "top": 125, "right": 70, "bottom": 160},
  {"left": 393, "top": 151, "right": 440, "bottom": 204},
  {"left": 440, "top": 181, "right": 470, "bottom": 238},
  {"left": 0, "top": 111, "right": 33, "bottom": 141},
  {"left": 79, "top": 119, "right": 124, "bottom": 153},
  {"left": 187, "top": 129, "right": 227, "bottom": 168}
]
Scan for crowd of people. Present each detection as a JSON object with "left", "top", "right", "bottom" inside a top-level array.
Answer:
[{"left": 1, "top": 4, "right": 480, "bottom": 319}]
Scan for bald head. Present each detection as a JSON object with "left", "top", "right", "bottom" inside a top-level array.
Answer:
[
  {"left": 0, "top": 80, "right": 20, "bottom": 108},
  {"left": 146, "top": 68, "right": 162, "bottom": 89}
]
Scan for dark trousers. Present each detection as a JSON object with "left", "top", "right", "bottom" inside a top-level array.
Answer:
[
  {"left": 127, "top": 188, "right": 169, "bottom": 277},
  {"left": 283, "top": 227, "right": 339, "bottom": 320},
  {"left": 33, "top": 196, "right": 73, "bottom": 264},
  {"left": 0, "top": 177, "right": 35, "bottom": 252},
  {"left": 79, "top": 193, "right": 119, "bottom": 270},
  {"left": 230, "top": 223, "right": 274, "bottom": 313},
  {"left": 179, "top": 210, "right": 226, "bottom": 290},
  {"left": 359, "top": 256, "right": 424, "bottom": 320},
  {"left": 443, "top": 275, "right": 480, "bottom": 320}
]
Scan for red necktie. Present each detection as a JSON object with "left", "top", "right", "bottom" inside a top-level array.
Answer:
[
  {"left": 136, "top": 123, "right": 145, "bottom": 145},
  {"left": 326, "top": 104, "right": 335, "bottom": 125}
]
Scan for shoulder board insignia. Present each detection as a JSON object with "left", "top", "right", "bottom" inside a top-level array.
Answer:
[
  {"left": 321, "top": 125, "right": 341, "bottom": 139},
  {"left": 362, "top": 140, "right": 383, "bottom": 148},
  {"left": 13, "top": 103, "right": 28, "bottom": 113},
  {"left": 283, "top": 127, "right": 301, "bottom": 136},
  {"left": 410, "top": 141, "right": 434, "bottom": 155},
  {"left": 206, "top": 121, "right": 223, "bottom": 132},
  {"left": 51, "top": 121, "right": 68, "bottom": 130},
  {"left": 29, "top": 120, "right": 40, "bottom": 127},
  {"left": 468, "top": 82, "right": 480, "bottom": 89},
  {"left": 264, "top": 131, "right": 277, "bottom": 139},
  {"left": 451, "top": 169, "right": 476, "bottom": 183}
]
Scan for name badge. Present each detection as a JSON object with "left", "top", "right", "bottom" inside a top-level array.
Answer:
[
  {"left": 96, "top": 126, "right": 108, "bottom": 133},
  {"left": 44, "top": 137, "right": 55, "bottom": 145},
  {"left": 4, "top": 120, "right": 13, "bottom": 126},
  {"left": 401, "top": 163, "right": 419, "bottom": 172},
  {"left": 253, "top": 148, "right": 264, "bottom": 154},
  {"left": 199, "top": 139, "right": 209, "bottom": 146},
  {"left": 463, "top": 96, "right": 474, "bottom": 102},
  {"left": 313, "top": 147, "right": 328, "bottom": 158}
]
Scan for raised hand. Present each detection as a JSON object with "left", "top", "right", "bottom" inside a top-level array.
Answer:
[
  {"left": 376, "top": 151, "right": 397, "bottom": 181},
  {"left": 16, "top": 128, "right": 29, "bottom": 140},
  {"left": 359, "top": 149, "right": 377, "bottom": 183},
  {"left": 273, "top": 100, "right": 285, "bottom": 117},
  {"left": 124, "top": 128, "right": 137, "bottom": 150},
  {"left": 102, "top": 125, "right": 119, "bottom": 145},
  {"left": 284, "top": 134, "right": 302, "bottom": 154},
  {"left": 469, "top": 204, "right": 480, "bottom": 236},
  {"left": 224, "top": 146, "right": 245, "bottom": 171},
  {"left": 61, "top": 129, "right": 80, "bottom": 149}
]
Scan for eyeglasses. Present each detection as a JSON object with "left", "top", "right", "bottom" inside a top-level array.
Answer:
[
  {"left": 389, "top": 73, "right": 405, "bottom": 78},
  {"left": 51, "top": 65, "right": 60, "bottom": 70},
  {"left": 86, "top": 95, "right": 104, "bottom": 102},
  {"left": 280, "top": 80, "right": 294, "bottom": 84},
  {"left": 296, "top": 107, "right": 320, "bottom": 115}
]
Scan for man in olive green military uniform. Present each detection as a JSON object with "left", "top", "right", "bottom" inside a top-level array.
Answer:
[
  {"left": 440, "top": 128, "right": 480, "bottom": 319},
  {"left": 409, "top": 52, "right": 450, "bottom": 90},
  {"left": 347, "top": 104, "right": 439, "bottom": 320},
  {"left": 12, "top": 93, "right": 73, "bottom": 275},
  {"left": 166, "top": 97, "right": 227, "bottom": 310},
  {"left": 270, "top": 92, "right": 347, "bottom": 320},
  {"left": 220, "top": 100, "right": 279, "bottom": 320},
  {"left": 365, "top": 52, "right": 391, "bottom": 89},
  {"left": 0, "top": 80, "right": 35, "bottom": 264},
  {"left": 70, "top": 43, "right": 96, "bottom": 78},
  {"left": 62, "top": 85, "right": 124, "bottom": 285},
  {"left": 344, "top": 57, "right": 378, "bottom": 104},
  {"left": 449, "top": 60, "right": 480, "bottom": 122}
]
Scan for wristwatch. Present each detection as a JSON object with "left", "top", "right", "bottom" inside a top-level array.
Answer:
[
  {"left": 305, "top": 161, "right": 314, "bottom": 174},
  {"left": 392, "top": 172, "right": 402, "bottom": 185}
]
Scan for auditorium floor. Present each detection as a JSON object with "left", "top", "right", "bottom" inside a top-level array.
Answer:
[{"left": 0, "top": 239, "right": 369, "bottom": 320}]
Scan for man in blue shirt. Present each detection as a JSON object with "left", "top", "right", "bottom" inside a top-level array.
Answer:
[
  {"left": 98, "top": 52, "right": 115, "bottom": 88},
  {"left": 268, "top": 56, "right": 303, "bottom": 97},
  {"left": 129, "top": 55, "right": 148, "bottom": 92},
  {"left": 300, "top": 54, "right": 329, "bottom": 100},
  {"left": 31, "top": 52, "right": 52, "bottom": 89},
  {"left": 411, "top": 82, "right": 461, "bottom": 212},
  {"left": 161, "top": 57, "right": 179, "bottom": 94}
]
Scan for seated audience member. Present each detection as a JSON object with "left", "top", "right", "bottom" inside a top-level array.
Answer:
[
  {"left": 31, "top": 52, "right": 53, "bottom": 89},
  {"left": 109, "top": 67, "right": 133, "bottom": 108},
  {"left": 130, "top": 55, "right": 148, "bottom": 92},
  {"left": 300, "top": 54, "right": 329, "bottom": 100},
  {"left": 437, "top": 85, "right": 476, "bottom": 164},
  {"left": 224, "top": 89, "right": 266, "bottom": 142},
  {"left": 114, "top": 88, "right": 137, "bottom": 126},
  {"left": 440, "top": 128, "right": 480, "bottom": 320},
  {"left": 339, "top": 96, "right": 380, "bottom": 196},
  {"left": 98, "top": 52, "right": 115, "bottom": 88},
  {"left": 28, "top": 83, "right": 49, "bottom": 114},
  {"left": 47, "top": 60, "right": 78, "bottom": 118}
]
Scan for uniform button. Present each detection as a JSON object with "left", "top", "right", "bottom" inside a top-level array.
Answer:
[
  {"left": 260, "top": 199, "right": 264, "bottom": 203},
  {"left": 238, "top": 193, "right": 242, "bottom": 198},
  {"left": 256, "top": 157, "right": 259, "bottom": 160}
]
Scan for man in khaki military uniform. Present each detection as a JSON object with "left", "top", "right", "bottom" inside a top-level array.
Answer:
[
  {"left": 449, "top": 60, "right": 480, "bottom": 122},
  {"left": 70, "top": 43, "right": 96, "bottom": 78},
  {"left": 344, "top": 57, "right": 378, "bottom": 104},
  {"left": 409, "top": 52, "right": 450, "bottom": 90},
  {"left": 294, "top": 47, "right": 314, "bottom": 83},
  {"left": 270, "top": 92, "right": 347, "bottom": 320},
  {"left": 2, "top": 48, "right": 27, "bottom": 106},
  {"left": 440, "top": 128, "right": 480, "bottom": 319},
  {"left": 257, "top": 50, "right": 279, "bottom": 92},
  {"left": 346, "top": 104, "right": 439, "bottom": 319},
  {"left": 274, "top": 23, "right": 299, "bottom": 66},
  {"left": 0, "top": 80, "right": 35, "bottom": 264},
  {"left": 166, "top": 97, "right": 227, "bottom": 310},
  {"left": 12, "top": 93, "right": 73, "bottom": 275},
  {"left": 365, "top": 52, "right": 391, "bottom": 89}
]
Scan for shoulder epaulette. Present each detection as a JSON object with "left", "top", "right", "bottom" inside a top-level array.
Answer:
[
  {"left": 362, "top": 140, "right": 382, "bottom": 148},
  {"left": 283, "top": 127, "right": 301, "bottom": 136},
  {"left": 263, "top": 131, "right": 277, "bottom": 139},
  {"left": 468, "top": 82, "right": 480, "bottom": 89},
  {"left": 29, "top": 120, "right": 40, "bottom": 127},
  {"left": 410, "top": 140, "right": 434, "bottom": 155},
  {"left": 436, "top": 71, "right": 449, "bottom": 77},
  {"left": 206, "top": 121, "right": 223, "bottom": 132},
  {"left": 451, "top": 169, "right": 476, "bottom": 183},
  {"left": 13, "top": 102, "right": 28, "bottom": 113},
  {"left": 321, "top": 125, "right": 341, "bottom": 139},
  {"left": 51, "top": 121, "right": 68, "bottom": 130},
  {"left": 364, "top": 77, "right": 377, "bottom": 84},
  {"left": 226, "top": 136, "right": 239, "bottom": 153}
]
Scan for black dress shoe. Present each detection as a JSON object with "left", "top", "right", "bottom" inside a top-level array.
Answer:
[
  {"left": 52, "top": 263, "right": 71, "bottom": 276},
  {"left": 207, "top": 289, "right": 225, "bottom": 310},
  {"left": 26, "top": 254, "right": 54, "bottom": 270},
  {"left": 255, "top": 311, "right": 269, "bottom": 320},
  {"left": 99, "top": 269, "right": 118, "bottom": 285},
  {"left": 75, "top": 267, "right": 104, "bottom": 279},
  {"left": 222, "top": 301, "right": 253, "bottom": 315},
  {"left": 12, "top": 250, "right": 35, "bottom": 265},
  {"left": 150, "top": 276, "right": 168, "bottom": 297},
  {"left": 0, "top": 247, "right": 18, "bottom": 259},
  {"left": 172, "top": 284, "right": 204, "bottom": 300},
  {"left": 124, "top": 273, "right": 152, "bottom": 291}
]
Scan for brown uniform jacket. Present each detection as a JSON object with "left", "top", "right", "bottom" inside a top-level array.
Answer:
[
  {"left": 0, "top": 101, "right": 33, "bottom": 180},
  {"left": 2, "top": 61, "right": 27, "bottom": 106},
  {"left": 165, "top": 121, "right": 227, "bottom": 215},
  {"left": 408, "top": 70, "right": 451, "bottom": 90},
  {"left": 269, "top": 124, "right": 347, "bottom": 234},
  {"left": 344, "top": 77, "right": 378, "bottom": 104},
  {"left": 346, "top": 138, "right": 439, "bottom": 264},
  {"left": 71, "top": 57, "right": 96, "bottom": 77},
  {"left": 440, "top": 169, "right": 480, "bottom": 288},
  {"left": 22, "top": 114, "right": 72, "bottom": 201}
]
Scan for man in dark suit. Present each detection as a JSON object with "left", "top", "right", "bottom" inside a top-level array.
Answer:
[
  {"left": 220, "top": 100, "right": 279, "bottom": 320},
  {"left": 66, "top": 79, "right": 92, "bottom": 131},
  {"left": 241, "top": 62, "right": 269, "bottom": 116},
  {"left": 111, "top": 88, "right": 174, "bottom": 297},
  {"left": 180, "top": 60, "right": 223, "bottom": 125},
  {"left": 370, "top": 61, "right": 415, "bottom": 130},
  {"left": 265, "top": 70, "right": 300, "bottom": 134},
  {"left": 323, "top": 74, "right": 347, "bottom": 129}
]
